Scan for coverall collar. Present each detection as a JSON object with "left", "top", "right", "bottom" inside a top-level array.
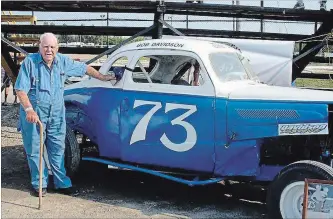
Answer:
[{"left": 37, "top": 52, "right": 58, "bottom": 66}]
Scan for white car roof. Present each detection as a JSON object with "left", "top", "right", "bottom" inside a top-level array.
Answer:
[{"left": 114, "top": 38, "right": 239, "bottom": 56}]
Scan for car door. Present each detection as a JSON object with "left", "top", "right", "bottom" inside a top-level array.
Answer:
[
  {"left": 120, "top": 50, "right": 216, "bottom": 173},
  {"left": 92, "top": 51, "right": 133, "bottom": 159}
]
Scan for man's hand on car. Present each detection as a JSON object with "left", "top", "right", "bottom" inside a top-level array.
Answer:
[{"left": 102, "top": 74, "right": 116, "bottom": 81}]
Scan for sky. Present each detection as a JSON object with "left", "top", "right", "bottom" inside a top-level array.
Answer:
[{"left": 6, "top": 0, "right": 333, "bottom": 36}]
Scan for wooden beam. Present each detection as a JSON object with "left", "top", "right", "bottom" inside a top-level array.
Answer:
[
  {"left": 1, "top": 15, "right": 37, "bottom": 24},
  {"left": 16, "top": 54, "right": 27, "bottom": 62},
  {"left": 1, "top": 44, "right": 19, "bottom": 85},
  {"left": 8, "top": 37, "right": 39, "bottom": 44}
]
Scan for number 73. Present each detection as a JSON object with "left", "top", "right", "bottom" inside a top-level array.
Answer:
[{"left": 130, "top": 100, "right": 197, "bottom": 152}]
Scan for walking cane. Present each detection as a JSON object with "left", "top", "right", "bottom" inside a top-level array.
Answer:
[{"left": 37, "top": 120, "right": 43, "bottom": 210}]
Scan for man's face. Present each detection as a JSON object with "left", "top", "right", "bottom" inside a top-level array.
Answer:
[{"left": 39, "top": 36, "right": 58, "bottom": 63}]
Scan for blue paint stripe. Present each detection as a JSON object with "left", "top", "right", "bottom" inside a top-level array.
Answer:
[{"left": 82, "top": 157, "right": 223, "bottom": 186}]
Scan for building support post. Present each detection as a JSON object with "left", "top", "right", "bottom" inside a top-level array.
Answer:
[
  {"left": 260, "top": 0, "right": 264, "bottom": 37},
  {"left": 292, "top": 18, "right": 333, "bottom": 81},
  {"left": 1, "top": 43, "right": 19, "bottom": 88},
  {"left": 153, "top": 1, "right": 165, "bottom": 39}
]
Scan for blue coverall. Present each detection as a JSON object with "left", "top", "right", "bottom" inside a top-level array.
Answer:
[{"left": 15, "top": 53, "right": 87, "bottom": 190}]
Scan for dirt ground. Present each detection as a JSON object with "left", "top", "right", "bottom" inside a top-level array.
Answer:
[{"left": 1, "top": 88, "right": 267, "bottom": 218}]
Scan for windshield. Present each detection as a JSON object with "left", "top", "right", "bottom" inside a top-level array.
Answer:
[{"left": 209, "top": 52, "right": 259, "bottom": 82}]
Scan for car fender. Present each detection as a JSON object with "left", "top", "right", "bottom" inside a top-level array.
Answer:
[
  {"left": 64, "top": 91, "right": 98, "bottom": 145},
  {"left": 227, "top": 100, "right": 328, "bottom": 141}
]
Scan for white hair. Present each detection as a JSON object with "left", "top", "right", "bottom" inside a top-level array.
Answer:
[{"left": 39, "top": 32, "right": 58, "bottom": 45}]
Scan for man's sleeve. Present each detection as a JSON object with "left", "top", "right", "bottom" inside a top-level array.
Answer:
[
  {"left": 63, "top": 55, "right": 87, "bottom": 77},
  {"left": 14, "top": 58, "right": 31, "bottom": 93}
]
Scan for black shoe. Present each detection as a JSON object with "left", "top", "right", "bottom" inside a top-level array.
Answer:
[
  {"left": 55, "top": 187, "right": 79, "bottom": 196},
  {"left": 31, "top": 188, "right": 47, "bottom": 197}
]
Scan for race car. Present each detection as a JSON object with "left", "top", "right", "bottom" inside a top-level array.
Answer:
[{"left": 63, "top": 38, "right": 333, "bottom": 219}]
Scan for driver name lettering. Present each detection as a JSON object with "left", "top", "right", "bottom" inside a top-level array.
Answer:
[{"left": 137, "top": 42, "right": 184, "bottom": 48}]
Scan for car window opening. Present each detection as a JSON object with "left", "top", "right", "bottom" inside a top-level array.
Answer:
[
  {"left": 137, "top": 60, "right": 153, "bottom": 83},
  {"left": 132, "top": 55, "right": 204, "bottom": 86}
]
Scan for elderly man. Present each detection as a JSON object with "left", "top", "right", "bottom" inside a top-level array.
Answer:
[{"left": 15, "top": 32, "right": 115, "bottom": 197}]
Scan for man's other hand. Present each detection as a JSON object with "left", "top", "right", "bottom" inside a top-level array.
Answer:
[{"left": 26, "top": 110, "right": 39, "bottom": 123}]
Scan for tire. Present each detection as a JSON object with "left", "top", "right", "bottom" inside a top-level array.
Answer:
[
  {"left": 64, "top": 125, "right": 81, "bottom": 178},
  {"left": 267, "top": 160, "right": 333, "bottom": 219}
]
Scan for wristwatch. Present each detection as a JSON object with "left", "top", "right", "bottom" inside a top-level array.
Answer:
[{"left": 24, "top": 107, "right": 33, "bottom": 112}]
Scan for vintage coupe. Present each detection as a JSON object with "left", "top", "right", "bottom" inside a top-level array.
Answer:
[{"left": 63, "top": 39, "right": 333, "bottom": 219}]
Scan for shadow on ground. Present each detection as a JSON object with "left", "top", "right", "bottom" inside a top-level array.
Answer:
[
  {"left": 1, "top": 104, "right": 20, "bottom": 128},
  {"left": 2, "top": 144, "right": 268, "bottom": 218}
]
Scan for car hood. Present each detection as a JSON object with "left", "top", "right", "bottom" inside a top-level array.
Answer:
[{"left": 216, "top": 81, "right": 333, "bottom": 103}]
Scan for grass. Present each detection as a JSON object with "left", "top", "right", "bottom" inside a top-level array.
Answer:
[{"left": 295, "top": 78, "right": 333, "bottom": 89}]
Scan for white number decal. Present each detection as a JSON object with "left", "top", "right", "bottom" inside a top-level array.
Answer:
[
  {"left": 129, "top": 100, "right": 197, "bottom": 152},
  {"left": 130, "top": 100, "right": 162, "bottom": 145},
  {"left": 161, "top": 103, "right": 197, "bottom": 152}
]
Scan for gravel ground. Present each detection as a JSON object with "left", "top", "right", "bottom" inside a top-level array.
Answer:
[{"left": 1, "top": 89, "right": 267, "bottom": 218}]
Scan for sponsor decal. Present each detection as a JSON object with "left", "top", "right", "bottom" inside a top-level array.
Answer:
[
  {"left": 136, "top": 42, "right": 184, "bottom": 48},
  {"left": 278, "top": 123, "right": 328, "bottom": 136}
]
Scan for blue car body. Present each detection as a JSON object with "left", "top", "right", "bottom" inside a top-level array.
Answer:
[{"left": 64, "top": 39, "right": 333, "bottom": 184}]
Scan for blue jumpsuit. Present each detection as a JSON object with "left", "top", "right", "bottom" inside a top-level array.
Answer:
[{"left": 15, "top": 53, "right": 87, "bottom": 190}]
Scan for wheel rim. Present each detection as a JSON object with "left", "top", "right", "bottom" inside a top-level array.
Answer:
[{"left": 280, "top": 181, "right": 304, "bottom": 219}]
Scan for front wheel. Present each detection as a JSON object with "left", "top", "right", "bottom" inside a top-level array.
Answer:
[
  {"left": 64, "top": 125, "right": 81, "bottom": 178},
  {"left": 267, "top": 160, "right": 333, "bottom": 219}
]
